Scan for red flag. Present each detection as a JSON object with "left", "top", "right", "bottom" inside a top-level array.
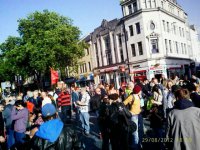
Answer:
[{"left": 51, "top": 68, "right": 59, "bottom": 85}]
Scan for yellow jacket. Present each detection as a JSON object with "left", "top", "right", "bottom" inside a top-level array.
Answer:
[{"left": 124, "top": 94, "right": 141, "bottom": 115}]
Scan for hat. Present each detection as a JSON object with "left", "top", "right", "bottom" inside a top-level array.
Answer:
[
  {"left": 133, "top": 85, "right": 142, "bottom": 94},
  {"left": 42, "top": 103, "right": 56, "bottom": 117}
]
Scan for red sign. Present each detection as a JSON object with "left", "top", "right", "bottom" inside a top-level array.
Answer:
[{"left": 51, "top": 68, "right": 59, "bottom": 85}]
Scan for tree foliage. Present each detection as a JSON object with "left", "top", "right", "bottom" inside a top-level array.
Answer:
[{"left": 0, "top": 10, "right": 87, "bottom": 83}]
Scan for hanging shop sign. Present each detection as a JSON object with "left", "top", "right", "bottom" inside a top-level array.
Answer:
[{"left": 100, "top": 66, "right": 118, "bottom": 73}]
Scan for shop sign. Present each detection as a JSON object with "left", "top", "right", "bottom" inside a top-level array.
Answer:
[
  {"left": 100, "top": 66, "right": 118, "bottom": 73},
  {"left": 150, "top": 65, "right": 163, "bottom": 70}
]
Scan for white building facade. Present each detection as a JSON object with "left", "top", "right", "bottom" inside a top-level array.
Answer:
[
  {"left": 120, "top": 0, "right": 200, "bottom": 81},
  {"left": 79, "top": 0, "right": 200, "bottom": 88}
]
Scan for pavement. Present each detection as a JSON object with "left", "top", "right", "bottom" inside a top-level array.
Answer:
[{"left": 73, "top": 113, "right": 166, "bottom": 150}]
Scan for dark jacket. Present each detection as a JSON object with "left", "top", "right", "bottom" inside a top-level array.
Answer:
[
  {"left": 30, "top": 119, "right": 83, "bottom": 150},
  {"left": 190, "top": 92, "right": 200, "bottom": 108},
  {"left": 90, "top": 94, "right": 101, "bottom": 112}
]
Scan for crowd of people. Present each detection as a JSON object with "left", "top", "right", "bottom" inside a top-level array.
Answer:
[{"left": 0, "top": 74, "right": 200, "bottom": 150}]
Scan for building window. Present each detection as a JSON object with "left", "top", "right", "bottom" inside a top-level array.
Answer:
[
  {"left": 88, "top": 62, "right": 91, "bottom": 71},
  {"left": 166, "top": 22, "right": 169, "bottom": 32},
  {"left": 143, "top": 0, "right": 147, "bottom": 8},
  {"left": 161, "top": 1, "right": 164, "bottom": 8},
  {"left": 151, "top": 39, "right": 159, "bottom": 53},
  {"left": 104, "top": 36, "right": 111, "bottom": 50},
  {"left": 118, "top": 34, "right": 122, "bottom": 47},
  {"left": 152, "top": 0, "right": 156, "bottom": 8},
  {"left": 138, "top": 42, "right": 143, "bottom": 55},
  {"left": 173, "top": 24, "right": 176, "bottom": 34},
  {"left": 175, "top": 42, "right": 178, "bottom": 53},
  {"left": 162, "top": 20, "right": 165, "bottom": 31},
  {"left": 120, "top": 48, "right": 124, "bottom": 62},
  {"left": 135, "top": 22, "right": 141, "bottom": 34},
  {"left": 86, "top": 48, "right": 89, "bottom": 55},
  {"left": 85, "top": 63, "right": 87, "bottom": 72},
  {"left": 131, "top": 44, "right": 136, "bottom": 56},
  {"left": 165, "top": 39, "right": 168, "bottom": 53},
  {"left": 95, "top": 43, "right": 100, "bottom": 67},
  {"left": 128, "top": 4, "right": 132, "bottom": 15},
  {"left": 169, "top": 40, "right": 172, "bottom": 53},
  {"left": 129, "top": 25, "right": 134, "bottom": 36},
  {"left": 133, "top": 1, "right": 137, "bottom": 12},
  {"left": 184, "top": 44, "right": 187, "bottom": 54},
  {"left": 147, "top": 0, "right": 151, "bottom": 8},
  {"left": 181, "top": 43, "right": 184, "bottom": 54},
  {"left": 106, "top": 51, "right": 112, "bottom": 65},
  {"left": 182, "top": 28, "right": 184, "bottom": 37},
  {"left": 179, "top": 27, "right": 182, "bottom": 36}
]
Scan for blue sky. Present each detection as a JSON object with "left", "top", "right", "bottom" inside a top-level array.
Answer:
[{"left": 0, "top": 0, "right": 199, "bottom": 44}]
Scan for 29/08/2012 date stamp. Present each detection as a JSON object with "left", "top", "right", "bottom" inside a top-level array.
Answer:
[{"left": 142, "top": 137, "right": 192, "bottom": 143}]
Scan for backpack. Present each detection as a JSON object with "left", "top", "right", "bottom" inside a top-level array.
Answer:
[{"left": 110, "top": 103, "right": 137, "bottom": 133}]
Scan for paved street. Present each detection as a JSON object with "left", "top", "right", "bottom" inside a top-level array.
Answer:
[{"left": 73, "top": 112, "right": 164, "bottom": 150}]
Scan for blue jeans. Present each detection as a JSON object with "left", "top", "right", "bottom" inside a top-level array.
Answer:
[
  {"left": 79, "top": 112, "right": 90, "bottom": 134},
  {"left": 131, "top": 114, "right": 139, "bottom": 150},
  {"left": 6, "top": 128, "right": 15, "bottom": 148},
  {"left": 15, "top": 131, "right": 25, "bottom": 144}
]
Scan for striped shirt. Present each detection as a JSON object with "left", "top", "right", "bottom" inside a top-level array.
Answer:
[{"left": 57, "top": 91, "right": 71, "bottom": 107}]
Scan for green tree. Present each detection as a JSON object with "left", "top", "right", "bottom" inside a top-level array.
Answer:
[{"left": 0, "top": 10, "right": 87, "bottom": 86}]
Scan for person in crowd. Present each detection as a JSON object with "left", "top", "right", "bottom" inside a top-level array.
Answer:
[
  {"left": 107, "top": 84, "right": 119, "bottom": 96},
  {"left": 0, "top": 102, "right": 6, "bottom": 150},
  {"left": 57, "top": 88, "right": 71, "bottom": 124},
  {"left": 191, "top": 74, "right": 200, "bottom": 84},
  {"left": 71, "top": 86, "right": 80, "bottom": 122},
  {"left": 166, "top": 88, "right": 200, "bottom": 150},
  {"left": 23, "top": 90, "right": 33, "bottom": 102},
  {"left": 119, "top": 84, "right": 127, "bottom": 102},
  {"left": 98, "top": 95, "right": 111, "bottom": 150},
  {"left": 76, "top": 87, "right": 91, "bottom": 136},
  {"left": 29, "top": 103, "right": 84, "bottom": 150},
  {"left": 11, "top": 100, "right": 29, "bottom": 148},
  {"left": 149, "top": 105, "right": 164, "bottom": 150},
  {"left": 98, "top": 83, "right": 107, "bottom": 99},
  {"left": 190, "top": 84, "right": 200, "bottom": 108},
  {"left": 125, "top": 81, "right": 134, "bottom": 96},
  {"left": 151, "top": 84, "right": 163, "bottom": 106},
  {"left": 90, "top": 88, "right": 102, "bottom": 116},
  {"left": 109, "top": 93, "right": 132, "bottom": 150},
  {"left": 124, "top": 85, "right": 142, "bottom": 150},
  {"left": 3, "top": 98, "right": 15, "bottom": 149},
  {"left": 41, "top": 91, "right": 52, "bottom": 107},
  {"left": 28, "top": 90, "right": 42, "bottom": 108}
]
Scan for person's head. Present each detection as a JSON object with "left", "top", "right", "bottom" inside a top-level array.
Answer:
[
  {"left": 133, "top": 85, "right": 142, "bottom": 95},
  {"left": 33, "top": 90, "right": 39, "bottom": 97},
  {"left": 95, "top": 88, "right": 101, "bottom": 95},
  {"left": 153, "top": 78, "right": 158, "bottom": 84},
  {"left": 109, "top": 84, "right": 115, "bottom": 91},
  {"left": 42, "top": 103, "right": 57, "bottom": 121},
  {"left": 128, "top": 82, "right": 134, "bottom": 90},
  {"left": 143, "top": 78, "right": 149, "bottom": 84},
  {"left": 166, "top": 80, "right": 173, "bottom": 89},
  {"left": 0, "top": 103, "right": 4, "bottom": 112},
  {"left": 41, "top": 91, "right": 47, "bottom": 99},
  {"left": 171, "top": 85, "right": 181, "bottom": 94},
  {"left": 80, "top": 87, "right": 87, "bottom": 95},
  {"left": 15, "top": 100, "right": 26, "bottom": 110},
  {"left": 108, "top": 93, "right": 119, "bottom": 102},
  {"left": 175, "top": 88, "right": 190, "bottom": 100}
]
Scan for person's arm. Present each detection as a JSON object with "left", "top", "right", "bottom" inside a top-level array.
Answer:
[
  {"left": 123, "top": 95, "right": 132, "bottom": 105},
  {"left": 11, "top": 107, "right": 26, "bottom": 120}
]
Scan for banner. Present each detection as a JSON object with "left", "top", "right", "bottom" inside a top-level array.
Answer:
[{"left": 51, "top": 68, "right": 59, "bottom": 85}]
